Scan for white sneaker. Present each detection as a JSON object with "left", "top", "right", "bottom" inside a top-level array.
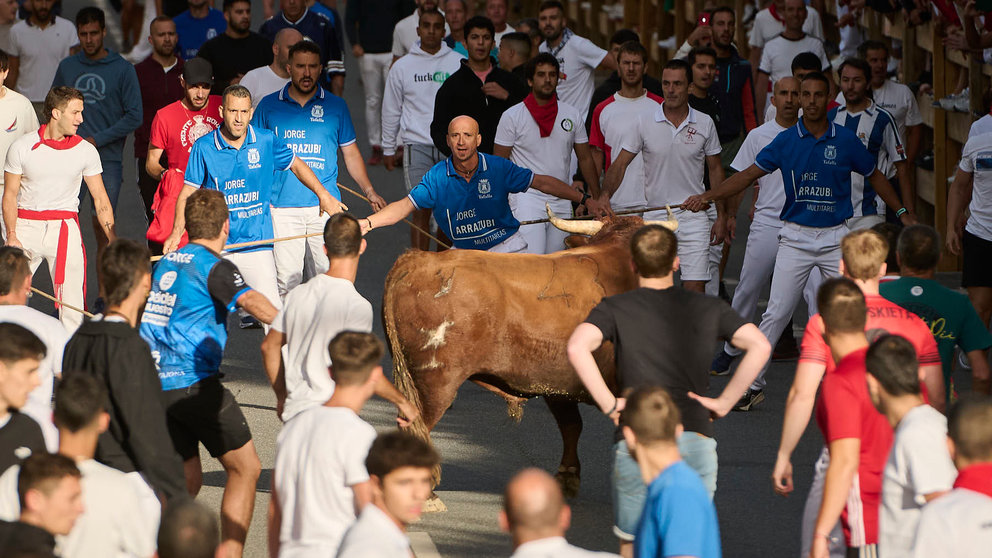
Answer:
[{"left": 953, "top": 88, "right": 971, "bottom": 112}]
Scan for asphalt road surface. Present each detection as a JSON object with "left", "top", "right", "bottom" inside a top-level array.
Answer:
[{"left": 35, "top": 3, "right": 973, "bottom": 557}]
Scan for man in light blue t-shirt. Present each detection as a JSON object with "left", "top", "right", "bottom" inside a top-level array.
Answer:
[
  {"left": 360, "top": 115, "right": 608, "bottom": 251},
  {"left": 622, "top": 386, "right": 721, "bottom": 558}
]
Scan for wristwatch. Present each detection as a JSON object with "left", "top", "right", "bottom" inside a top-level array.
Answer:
[{"left": 580, "top": 192, "right": 591, "bottom": 205}]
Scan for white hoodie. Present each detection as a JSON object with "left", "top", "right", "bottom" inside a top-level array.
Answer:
[{"left": 381, "top": 42, "right": 464, "bottom": 155}]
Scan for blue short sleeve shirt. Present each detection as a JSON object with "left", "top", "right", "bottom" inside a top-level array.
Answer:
[
  {"left": 173, "top": 9, "right": 227, "bottom": 60},
  {"left": 408, "top": 153, "right": 534, "bottom": 250},
  {"left": 251, "top": 85, "right": 356, "bottom": 207},
  {"left": 184, "top": 125, "right": 296, "bottom": 251},
  {"left": 635, "top": 460, "right": 722, "bottom": 558},
  {"left": 755, "top": 120, "right": 876, "bottom": 227}
]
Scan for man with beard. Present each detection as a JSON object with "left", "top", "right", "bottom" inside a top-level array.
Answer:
[
  {"left": 6, "top": 0, "right": 77, "bottom": 120},
  {"left": 259, "top": 0, "right": 345, "bottom": 96},
  {"left": 705, "top": 7, "right": 756, "bottom": 168},
  {"left": 239, "top": 28, "right": 302, "bottom": 109},
  {"left": 252, "top": 40, "right": 386, "bottom": 299},
  {"left": 145, "top": 58, "right": 223, "bottom": 255},
  {"left": 196, "top": 0, "right": 273, "bottom": 96},
  {"left": 586, "top": 29, "right": 662, "bottom": 134},
  {"left": 392, "top": 0, "right": 449, "bottom": 61}
]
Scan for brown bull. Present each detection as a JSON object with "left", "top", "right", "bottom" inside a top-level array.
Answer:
[{"left": 383, "top": 206, "right": 677, "bottom": 508}]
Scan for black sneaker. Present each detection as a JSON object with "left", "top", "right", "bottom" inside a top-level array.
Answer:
[
  {"left": 239, "top": 315, "right": 262, "bottom": 329},
  {"left": 710, "top": 350, "right": 736, "bottom": 376},
  {"left": 733, "top": 388, "right": 765, "bottom": 412}
]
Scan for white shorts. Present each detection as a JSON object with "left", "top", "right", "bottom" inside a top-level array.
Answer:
[{"left": 644, "top": 206, "right": 714, "bottom": 282}]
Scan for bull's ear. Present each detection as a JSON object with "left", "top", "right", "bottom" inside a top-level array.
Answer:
[{"left": 564, "top": 235, "right": 590, "bottom": 249}]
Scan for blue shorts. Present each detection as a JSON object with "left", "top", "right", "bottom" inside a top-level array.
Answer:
[{"left": 612, "top": 432, "right": 718, "bottom": 540}]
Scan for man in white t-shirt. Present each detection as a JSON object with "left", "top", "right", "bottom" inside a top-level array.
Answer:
[
  {"left": 486, "top": 0, "right": 515, "bottom": 43},
  {"left": 239, "top": 28, "right": 302, "bottom": 108},
  {"left": 6, "top": 0, "right": 77, "bottom": 116},
  {"left": 0, "top": 374, "right": 154, "bottom": 558},
  {"left": 864, "top": 334, "right": 956, "bottom": 558},
  {"left": 589, "top": 41, "right": 661, "bottom": 214},
  {"left": 0, "top": 0, "right": 20, "bottom": 52},
  {"left": 336, "top": 431, "right": 440, "bottom": 558},
  {"left": 261, "top": 213, "right": 416, "bottom": 423},
  {"left": 494, "top": 53, "right": 607, "bottom": 254},
  {"left": 0, "top": 48, "right": 38, "bottom": 240},
  {"left": 0, "top": 246, "right": 67, "bottom": 451},
  {"left": 755, "top": 0, "right": 831, "bottom": 123},
  {"left": 270, "top": 331, "right": 383, "bottom": 557},
  {"left": 2, "top": 86, "right": 116, "bottom": 332},
  {"left": 912, "top": 397, "right": 992, "bottom": 558},
  {"left": 536, "top": 0, "right": 615, "bottom": 121},
  {"left": 747, "top": 0, "right": 823, "bottom": 82},
  {"left": 603, "top": 58, "right": 724, "bottom": 293},
  {"left": 391, "top": 0, "right": 448, "bottom": 61}
]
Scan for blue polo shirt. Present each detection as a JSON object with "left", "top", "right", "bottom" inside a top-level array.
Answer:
[
  {"left": 251, "top": 84, "right": 356, "bottom": 207},
  {"left": 755, "top": 119, "right": 876, "bottom": 228},
  {"left": 408, "top": 153, "right": 534, "bottom": 250},
  {"left": 185, "top": 125, "right": 296, "bottom": 251}
]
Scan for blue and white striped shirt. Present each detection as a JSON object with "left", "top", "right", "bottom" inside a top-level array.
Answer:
[{"left": 830, "top": 101, "right": 906, "bottom": 217}]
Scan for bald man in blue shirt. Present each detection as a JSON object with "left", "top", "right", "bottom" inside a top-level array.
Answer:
[{"left": 683, "top": 72, "right": 916, "bottom": 410}]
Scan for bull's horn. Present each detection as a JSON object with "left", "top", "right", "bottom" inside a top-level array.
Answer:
[
  {"left": 546, "top": 203, "right": 604, "bottom": 236},
  {"left": 644, "top": 205, "right": 679, "bottom": 231}
]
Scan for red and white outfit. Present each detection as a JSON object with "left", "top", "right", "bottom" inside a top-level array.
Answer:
[
  {"left": 798, "top": 295, "right": 940, "bottom": 556},
  {"left": 146, "top": 96, "right": 223, "bottom": 245},
  {"left": 815, "top": 347, "right": 892, "bottom": 550},
  {"left": 4, "top": 126, "right": 103, "bottom": 332},
  {"left": 588, "top": 90, "right": 663, "bottom": 212}
]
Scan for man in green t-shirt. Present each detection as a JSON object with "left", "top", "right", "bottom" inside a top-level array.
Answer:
[{"left": 880, "top": 225, "right": 992, "bottom": 406}]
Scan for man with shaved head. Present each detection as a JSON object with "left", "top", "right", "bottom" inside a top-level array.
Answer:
[
  {"left": 500, "top": 468, "right": 618, "bottom": 557},
  {"left": 360, "top": 115, "right": 607, "bottom": 252},
  {"left": 239, "top": 27, "right": 303, "bottom": 108}
]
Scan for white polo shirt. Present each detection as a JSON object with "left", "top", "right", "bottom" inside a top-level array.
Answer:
[
  {"left": 589, "top": 91, "right": 663, "bottom": 211},
  {"left": 749, "top": 6, "right": 824, "bottom": 48},
  {"left": 4, "top": 132, "right": 102, "bottom": 212},
  {"left": 621, "top": 103, "right": 721, "bottom": 207},
  {"left": 732, "top": 119, "right": 787, "bottom": 225},
  {"left": 8, "top": 17, "right": 78, "bottom": 102},
  {"left": 880, "top": 405, "right": 956, "bottom": 558},
  {"left": 958, "top": 132, "right": 992, "bottom": 242},
  {"left": 870, "top": 80, "right": 922, "bottom": 145},
  {"left": 336, "top": 504, "right": 412, "bottom": 558},
  {"left": 970, "top": 113, "right": 992, "bottom": 139},
  {"left": 494, "top": 99, "right": 587, "bottom": 192},
  {"left": 758, "top": 34, "right": 830, "bottom": 84},
  {"left": 538, "top": 32, "right": 607, "bottom": 119},
  {"left": 275, "top": 406, "right": 376, "bottom": 557},
  {"left": 0, "top": 87, "right": 39, "bottom": 187},
  {"left": 912, "top": 487, "right": 992, "bottom": 558}
]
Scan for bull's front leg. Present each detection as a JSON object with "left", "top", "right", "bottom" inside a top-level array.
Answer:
[{"left": 543, "top": 395, "right": 582, "bottom": 498}]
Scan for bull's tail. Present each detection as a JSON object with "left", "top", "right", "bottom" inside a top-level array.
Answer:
[{"left": 382, "top": 282, "right": 439, "bottom": 487}]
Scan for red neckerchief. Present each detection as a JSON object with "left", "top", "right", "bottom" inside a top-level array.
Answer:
[
  {"left": 769, "top": 3, "right": 783, "bottom": 23},
  {"left": 953, "top": 463, "right": 992, "bottom": 498},
  {"left": 523, "top": 93, "right": 558, "bottom": 138},
  {"left": 31, "top": 124, "right": 83, "bottom": 151}
]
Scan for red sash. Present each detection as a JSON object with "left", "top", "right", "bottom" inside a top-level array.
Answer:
[{"left": 16, "top": 209, "right": 86, "bottom": 310}]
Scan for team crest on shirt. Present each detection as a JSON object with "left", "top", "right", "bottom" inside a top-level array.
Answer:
[
  {"left": 824, "top": 145, "right": 837, "bottom": 161},
  {"left": 207, "top": 28, "right": 218, "bottom": 40},
  {"left": 182, "top": 115, "right": 219, "bottom": 149},
  {"left": 560, "top": 118, "right": 573, "bottom": 132},
  {"left": 478, "top": 178, "right": 492, "bottom": 198},
  {"left": 247, "top": 148, "right": 261, "bottom": 168},
  {"left": 684, "top": 127, "right": 698, "bottom": 144},
  {"left": 311, "top": 104, "right": 324, "bottom": 122},
  {"left": 159, "top": 271, "right": 178, "bottom": 291}
]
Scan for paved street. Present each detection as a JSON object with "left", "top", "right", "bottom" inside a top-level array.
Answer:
[{"left": 32, "top": 2, "right": 973, "bottom": 557}]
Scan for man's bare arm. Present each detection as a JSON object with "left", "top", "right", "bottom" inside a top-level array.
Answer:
[
  {"left": 361, "top": 197, "right": 416, "bottom": 235},
  {"left": 2, "top": 172, "right": 22, "bottom": 245},
  {"left": 574, "top": 142, "right": 604, "bottom": 199},
  {"left": 145, "top": 145, "right": 168, "bottom": 181},
  {"left": 773, "top": 361, "right": 827, "bottom": 495},
  {"left": 260, "top": 329, "right": 287, "bottom": 417},
  {"left": 82, "top": 174, "right": 117, "bottom": 242},
  {"left": 236, "top": 290, "right": 279, "bottom": 325},
  {"left": 689, "top": 323, "right": 771, "bottom": 418},
  {"left": 289, "top": 156, "right": 347, "bottom": 216},
  {"left": 340, "top": 143, "right": 386, "bottom": 211},
  {"left": 601, "top": 149, "right": 636, "bottom": 198}
]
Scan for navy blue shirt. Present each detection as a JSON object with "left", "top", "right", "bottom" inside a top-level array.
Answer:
[
  {"left": 251, "top": 84, "right": 356, "bottom": 207},
  {"left": 755, "top": 119, "right": 876, "bottom": 227},
  {"left": 173, "top": 8, "right": 227, "bottom": 60},
  {"left": 184, "top": 125, "right": 296, "bottom": 251},
  {"left": 259, "top": 9, "right": 345, "bottom": 82},
  {"left": 408, "top": 153, "right": 534, "bottom": 250}
]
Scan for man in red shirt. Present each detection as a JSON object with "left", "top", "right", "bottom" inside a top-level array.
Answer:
[
  {"left": 810, "top": 277, "right": 891, "bottom": 558},
  {"left": 144, "top": 58, "right": 222, "bottom": 254},
  {"left": 771, "top": 229, "right": 943, "bottom": 557}
]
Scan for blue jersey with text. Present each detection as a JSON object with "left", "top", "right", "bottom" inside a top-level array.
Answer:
[
  {"left": 755, "top": 120, "right": 875, "bottom": 227},
  {"left": 408, "top": 153, "right": 534, "bottom": 250},
  {"left": 173, "top": 8, "right": 227, "bottom": 60},
  {"left": 830, "top": 102, "right": 906, "bottom": 217},
  {"left": 140, "top": 243, "right": 251, "bottom": 390},
  {"left": 251, "top": 84, "right": 355, "bottom": 207},
  {"left": 184, "top": 125, "right": 296, "bottom": 251}
]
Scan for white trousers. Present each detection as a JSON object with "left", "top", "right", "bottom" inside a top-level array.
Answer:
[
  {"left": 358, "top": 52, "right": 392, "bottom": 147},
  {"left": 751, "top": 222, "right": 847, "bottom": 390},
  {"left": 19, "top": 218, "right": 85, "bottom": 332},
  {"left": 270, "top": 206, "right": 330, "bottom": 299},
  {"left": 801, "top": 447, "right": 847, "bottom": 558},
  {"left": 223, "top": 249, "right": 282, "bottom": 332},
  {"left": 510, "top": 192, "right": 571, "bottom": 254}
]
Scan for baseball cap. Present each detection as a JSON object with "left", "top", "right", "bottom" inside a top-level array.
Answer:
[{"left": 183, "top": 58, "right": 214, "bottom": 86}]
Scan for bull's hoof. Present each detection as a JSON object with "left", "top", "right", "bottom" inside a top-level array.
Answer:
[
  {"left": 555, "top": 465, "right": 581, "bottom": 499},
  {"left": 423, "top": 494, "right": 447, "bottom": 513}
]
